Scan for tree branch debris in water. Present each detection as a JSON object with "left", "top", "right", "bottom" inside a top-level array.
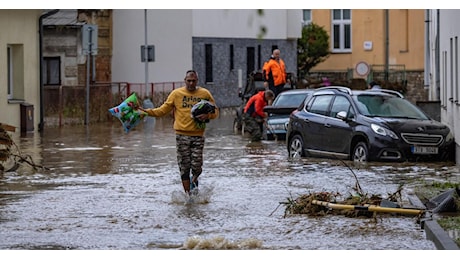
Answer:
[
  {"left": 278, "top": 160, "right": 422, "bottom": 221},
  {"left": 0, "top": 124, "right": 50, "bottom": 174}
]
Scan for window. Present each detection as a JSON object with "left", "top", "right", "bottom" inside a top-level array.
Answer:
[
  {"left": 307, "top": 95, "right": 333, "bottom": 116},
  {"left": 442, "top": 50, "right": 447, "bottom": 106},
  {"left": 7, "top": 44, "right": 24, "bottom": 101},
  {"left": 257, "top": 45, "right": 262, "bottom": 69},
  {"left": 205, "top": 44, "right": 213, "bottom": 83},
  {"left": 329, "top": 96, "right": 351, "bottom": 118},
  {"left": 43, "top": 57, "right": 61, "bottom": 85},
  {"left": 246, "top": 47, "right": 255, "bottom": 76},
  {"left": 450, "top": 38, "right": 453, "bottom": 102},
  {"left": 229, "top": 45, "right": 234, "bottom": 71},
  {"left": 332, "top": 9, "right": 351, "bottom": 53},
  {"left": 455, "top": 36, "right": 458, "bottom": 103},
  {"left": 302, "top": 9, "right": 312, "bottom": 26},
  {"left": 7, "top": 46, "right": 13, "bottom": 99}
]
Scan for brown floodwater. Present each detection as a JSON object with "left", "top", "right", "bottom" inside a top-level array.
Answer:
[{"left": 0, "top": 110, "right": 459, "bottom": 250}]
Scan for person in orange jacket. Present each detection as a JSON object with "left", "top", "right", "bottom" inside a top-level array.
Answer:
[
  {"left": 263, "top": 49, "right": 289, "bottom": 97},
  {"left": 242, "top": 89, "right": 275, "bottom": 141}
]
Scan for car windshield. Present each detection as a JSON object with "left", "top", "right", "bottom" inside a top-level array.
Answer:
[
  {"left": 273, "top": 93, "right": 309, "bottom": 107},
  {"left": 353, "top": 94, "right": 430, "bottom": 119}
]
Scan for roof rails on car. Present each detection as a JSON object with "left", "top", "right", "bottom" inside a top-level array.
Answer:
[
  {"left": 315, "top": 86, "right": 353, "bottom": 95},
  {"left": 365, "top": 89, "right": 404, "bottom": 98}
]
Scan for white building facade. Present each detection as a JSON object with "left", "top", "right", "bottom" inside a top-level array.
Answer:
[
  {"left": 112, "top": 9, "right": 302, "bottom": 107},
  {"left": 426, "top": 9, "right": 460, "bottom": 164}
]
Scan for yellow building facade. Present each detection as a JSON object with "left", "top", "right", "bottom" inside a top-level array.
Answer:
[
  {"left": 309, "top": 9, "right": 425, "bottom": 78},
  {"left": 0, "top": 10, "right": 42, "bottom": 133}
]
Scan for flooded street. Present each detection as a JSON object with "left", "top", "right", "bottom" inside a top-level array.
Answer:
[{"left": 1, "top": 111, "right": 459, "bottom": 250}]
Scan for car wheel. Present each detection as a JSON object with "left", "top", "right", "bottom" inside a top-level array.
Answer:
[
  {"left": 288, "top": 135, "right": 304, "bottom": 158},
  {"left": 352, "top": 142, "right": 368, "bottom": 162},
  {"left": 233, "top": 118, "right": 241, "bottom": 134},
  {"left": 241, "top": 121, "right": 247, "bottom": 137}
]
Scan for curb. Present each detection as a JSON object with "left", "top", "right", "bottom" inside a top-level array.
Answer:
[{"left": 408, "top": 195, "right": 459, "bottom": 250}]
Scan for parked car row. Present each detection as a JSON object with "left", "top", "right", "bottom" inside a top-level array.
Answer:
[
  {"left": 263, "top": 89, "right": 313, "bottom": 140},
  {"left": 234, "top": 83, "right": 455, "bottom": 163}
]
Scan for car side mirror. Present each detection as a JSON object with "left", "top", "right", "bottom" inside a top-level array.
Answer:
[{"left": 336, "top": 111, "right": 347, "bottom": 120}]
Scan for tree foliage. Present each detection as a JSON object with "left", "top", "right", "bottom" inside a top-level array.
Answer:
[{"left": 297, "top": 23, "right": 330, "bottom": 78}]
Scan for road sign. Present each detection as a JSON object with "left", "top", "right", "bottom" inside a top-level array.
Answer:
[
  {"left": 141, "top": 45, "right": 155, "bottom": 62},
  {"left": 82, "top": 24, "right": 98, "bottom": 55}
]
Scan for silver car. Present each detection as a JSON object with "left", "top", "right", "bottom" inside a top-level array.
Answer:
[{"left": 263, "top": 89, "right": 314, "bottom": 140}]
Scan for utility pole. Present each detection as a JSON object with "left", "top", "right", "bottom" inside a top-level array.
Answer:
[
  {"left": 144, "top": 9, "right": 149, "bottom": 97},
  {"left": 82, "top": 24, "right": 98, "bottom": 125}
]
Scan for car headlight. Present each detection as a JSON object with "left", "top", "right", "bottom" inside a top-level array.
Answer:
[
  {"left": 446, "top": 128, "right": 454, "bottom": 143},
  {"left": 371, "top": 123, "right": 398, "bottom": 139}
]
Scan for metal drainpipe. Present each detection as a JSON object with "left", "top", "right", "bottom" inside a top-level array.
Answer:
[
  {"left": 144, "top": 9, "right": 149, "bottom": 98},
  {"left": 384, "top": 9, "right": 389, "bottom": 83},
  {"left": 38, "top": 9, "right": 59, "bottom": 132},
  {"left": 435, "top": 9, "right": 440, "bottom": 100},
  {"left": 425, "top": 9, "right": 431, "bottom": 94}
]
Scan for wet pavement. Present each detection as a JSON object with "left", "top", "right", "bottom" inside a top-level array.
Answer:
[{"left": 1, "top": 110, "right": 459, "bottom": 250}]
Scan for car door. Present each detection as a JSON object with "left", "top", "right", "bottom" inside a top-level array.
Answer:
[
  {"left": 301, "top": 94, "right": 333, "bottom": 150},
  {"left": 322, "top": 95, "right": 354, "bottom": 154}
]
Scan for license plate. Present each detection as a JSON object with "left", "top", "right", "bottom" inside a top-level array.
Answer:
[
  {"left": 411, "top": 146, "right": 438, "bottom": 154},
  {"left": 268, "top": 124, "right": 285, "bottom": 131}
]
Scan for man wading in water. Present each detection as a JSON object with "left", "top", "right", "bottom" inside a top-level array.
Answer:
[{"left": 140, "top": 70, "right": 219, "bottom": 195}]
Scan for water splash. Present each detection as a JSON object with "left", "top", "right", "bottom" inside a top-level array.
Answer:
[
  {"left": 180, "top": 236, "right": 263, "bottom": 250},
  {"left": 171, "top": 186, "right": 214, "bottom": 205}
]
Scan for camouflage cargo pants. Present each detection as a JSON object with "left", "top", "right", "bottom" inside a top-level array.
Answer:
[
  {"left": 242, "top": 113, "right": 263, "bottom": 141},
  {"left": 176, "top": 134, "right": 205, "bottom": 180}
]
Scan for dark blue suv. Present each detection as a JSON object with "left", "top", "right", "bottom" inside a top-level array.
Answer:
[{"left": 286, "top": 86, "right": 455, "bottom": 162}]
